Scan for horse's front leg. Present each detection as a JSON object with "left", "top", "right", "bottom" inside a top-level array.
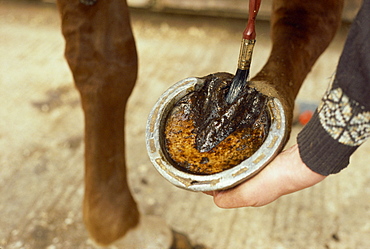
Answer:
[
  {"left": 57, "top": 0, "right": 139, "bottom": 245},
  {"left": 251, "top": 0, "right": 344, "bottom": 139}
]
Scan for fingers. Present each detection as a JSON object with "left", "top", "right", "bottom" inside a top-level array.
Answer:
[
  {"left": 207, "top": 144, "right": 326, "bottom": 208},
  {"left": 212, "top": 163, "right": 283, "bottom": 208},
  {"left": 203, "top": 191, "right": 216, "bottom": 196}
]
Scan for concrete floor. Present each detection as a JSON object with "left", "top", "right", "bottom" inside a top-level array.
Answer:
[{"left": 0, "top": 1, "right": 369, "bottom": 249}]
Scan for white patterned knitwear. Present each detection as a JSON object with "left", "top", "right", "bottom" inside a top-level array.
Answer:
[{"left": 297, "top": 0, "right": 370, "bottom": 175}]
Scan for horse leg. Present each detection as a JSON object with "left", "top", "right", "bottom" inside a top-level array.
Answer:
[
  {"left": 57, "top": 0, "right": 139, "bottom": 245},
  {"left": 251, "top": 0, "right": 344, "bottom": 137}
]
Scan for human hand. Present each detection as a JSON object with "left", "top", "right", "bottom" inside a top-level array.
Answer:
[{"left": 205, "top": 144, "right": 326, "bottom": 208}]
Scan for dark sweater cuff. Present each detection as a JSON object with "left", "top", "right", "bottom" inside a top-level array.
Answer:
[{"left": 297, "top": 111, "right": 358, "bottom": 176}]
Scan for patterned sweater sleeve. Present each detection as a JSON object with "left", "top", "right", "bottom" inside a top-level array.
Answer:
[{"left": 297, "top": 0, "right": 370, "bottom": 176}]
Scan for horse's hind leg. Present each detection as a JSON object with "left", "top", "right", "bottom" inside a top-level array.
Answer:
[{"left": 57, "top": 0, "right": 139, "bottom": 245}]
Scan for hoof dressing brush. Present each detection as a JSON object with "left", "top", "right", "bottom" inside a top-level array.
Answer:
[{"left": 225, "top": 0, "right": 261, "bottom": 104}]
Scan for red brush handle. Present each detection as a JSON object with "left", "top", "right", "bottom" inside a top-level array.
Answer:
[{"left": 243, "top": 0, "right": 261, "bottom": 40}]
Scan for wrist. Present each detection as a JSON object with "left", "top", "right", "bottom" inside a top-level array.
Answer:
[{"left": 282, "top": 144, "right": 326, "bottom": 195}]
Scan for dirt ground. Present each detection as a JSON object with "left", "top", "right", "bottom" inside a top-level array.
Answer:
[{"left": 0, "top": 1, "right": 369, "bottom": 249}]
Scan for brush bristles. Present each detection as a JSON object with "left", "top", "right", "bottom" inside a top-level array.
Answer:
[{"left": 225, "top": 69, "right": 249, "bottom": 104}]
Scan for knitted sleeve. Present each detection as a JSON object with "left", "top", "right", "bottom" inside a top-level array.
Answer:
[{"left": 297, "top": 0, "right": 370, "bottom": 176}]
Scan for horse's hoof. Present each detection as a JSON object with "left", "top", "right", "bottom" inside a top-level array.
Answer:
[{"left": 170, "top": 230, "right": 207, "bottom": 249}]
